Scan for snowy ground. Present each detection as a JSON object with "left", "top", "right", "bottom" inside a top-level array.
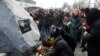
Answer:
[{"left": 74, "top": 45, "right": 87, "bottom": 56}]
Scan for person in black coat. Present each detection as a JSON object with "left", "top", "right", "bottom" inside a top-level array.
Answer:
[
  {"left": 50, "top": 28, "right": 74, "bottom": 56},
  {"left": 37, "top": 9, "right": 46, "bottom": 33},
  {"left": 60, "top": 30, "right": 77, "bottom": 52},
  {"left": 45, "top": 12, "right": 51, "bottom": 35},
  {"left": 60, "top": 12, "right": 77, "bottom": 51},
  {"left": 81, "top": 8, "right": 100, "bottom": 56}
]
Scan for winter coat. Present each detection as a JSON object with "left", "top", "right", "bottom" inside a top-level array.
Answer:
[
  {"left": 87, "top": 19, "right": 100, "bottom": 56},
  {"left": 51, "top": 36, "right": 74, "bottom": 56},
  {"left": 70, "top": 17, "right": 81, "bottom": 41}
]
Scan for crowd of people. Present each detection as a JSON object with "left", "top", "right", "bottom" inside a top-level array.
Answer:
[
  {"left": 1, "top": 0, "right": 100, "bottom": 56},
  {"left": 29, "top": 8, "right": 100, "bottom": 56},
  {"left": 30, "top": 9, "right": 64, "bottom": 35},
  {"left": 30, "top": 9, "right": 83, "bottom": 42}
]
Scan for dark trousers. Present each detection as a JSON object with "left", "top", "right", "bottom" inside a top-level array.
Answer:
[{"left": 81, "top": 36, "right": 87, "bottom": 47}]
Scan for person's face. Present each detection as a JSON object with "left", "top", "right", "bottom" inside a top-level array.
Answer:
[
  {"left": 64, "top": 16, "right": 69, "bottom": 21},
  {"left": 81, "top": 19, "right": 86, "bottom": 25},
  {"left": 74, "top": 10, "right": 79, "bottom": 16}
]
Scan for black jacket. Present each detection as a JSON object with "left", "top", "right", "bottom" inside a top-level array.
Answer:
[
  {"left": 87, "top": 19, "right": 100, "bottom": 56},
  {"left": 60, "top": 30, "right": 77, "bottom": 52},
  {"left": 51, "top": 36, "right": 74, "bottom": 56}
]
